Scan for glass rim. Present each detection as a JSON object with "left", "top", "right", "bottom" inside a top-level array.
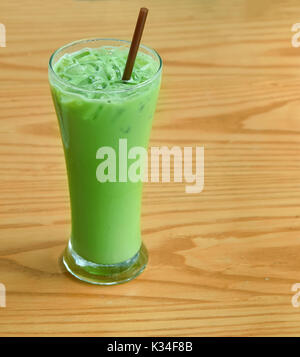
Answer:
[{"left": 48, "top": 38, "right": 163, "bottom": 94}]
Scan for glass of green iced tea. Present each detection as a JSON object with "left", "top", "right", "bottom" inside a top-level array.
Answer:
[{"left": 48, "top": 39, "right": 162, "bottom": 285}]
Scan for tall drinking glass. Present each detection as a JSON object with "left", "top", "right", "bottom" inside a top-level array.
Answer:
[{"left": 48, "top": 39, "right": 162, "bottom": 285}]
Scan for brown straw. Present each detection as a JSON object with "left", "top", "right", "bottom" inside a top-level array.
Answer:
[{"left": 122, "top": 7, "right": 149, "bottom": 81}]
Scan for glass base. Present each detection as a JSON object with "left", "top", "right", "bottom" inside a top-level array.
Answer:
[{"left": 62, "top": 241, "right": 148, "bottom": 285}]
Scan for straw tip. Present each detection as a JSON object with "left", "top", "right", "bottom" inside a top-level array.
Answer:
[{"left": 122, "top": 6, "right": 149, "bottom": 81}]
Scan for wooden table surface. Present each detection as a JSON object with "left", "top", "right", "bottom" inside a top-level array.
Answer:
[{"left": 1, "top": 0, "right": 300, "bottom": 337}]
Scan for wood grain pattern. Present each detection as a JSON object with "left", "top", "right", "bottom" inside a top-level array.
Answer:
[{"left": 1, "top": 0, "right": 300, "bottom": 336}]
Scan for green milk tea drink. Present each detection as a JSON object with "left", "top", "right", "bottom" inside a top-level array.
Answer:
[{"left": 48, "top": 39, "right": 162, "bottom": 284}]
